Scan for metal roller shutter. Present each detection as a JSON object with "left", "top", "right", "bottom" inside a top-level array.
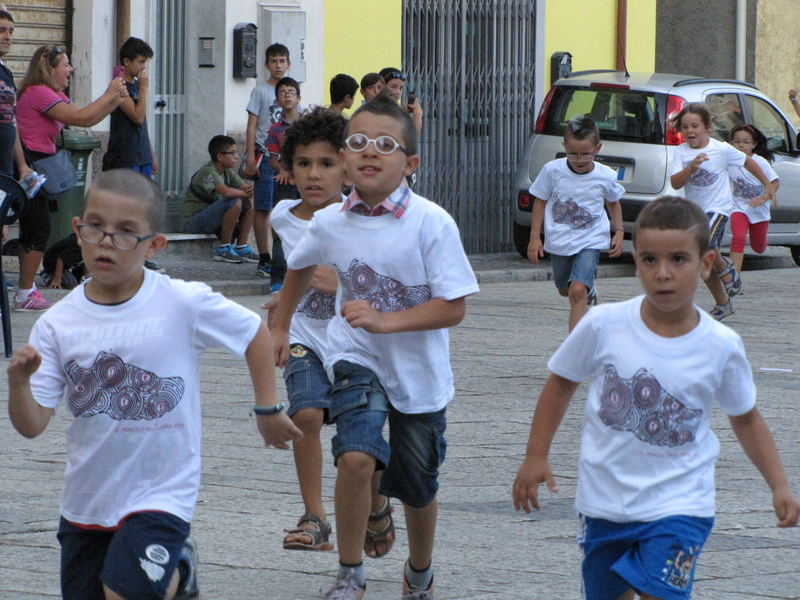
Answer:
[{"left": 2, "top": 1, "right": 71, "bottom": 82}]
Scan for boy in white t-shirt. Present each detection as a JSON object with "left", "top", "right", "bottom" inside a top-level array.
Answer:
[
  {"left": 513, "top": 196, "right": 799, "bottom": 600},
  {"left": 528, "top": 116, "right": 625, "bottom": 331},
  {"left": 272, "top": 94, "right": 480, "bottom": 600},
  {"left": 7, "top": 170, "right": 301, "bottom": 600}
]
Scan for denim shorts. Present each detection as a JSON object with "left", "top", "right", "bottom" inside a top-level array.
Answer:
[
  {"left": 551, "top": 248, "right": 600, "bottom": 291},
  {"left": 127, "top": 164, "right": 153, "bottom": 178},
  {"left": 57, "top": 511, "right": 191, "bottom": 600},
  {"left": 283, "top": 344, "right": 332, "bottom": 422},
  {"left": 706, "top": 212, "right": 728, "bottom": 250},
  {"left": 578, "top": 514, "right": 714, "bottom": 600},
  {"left": 253, "top": 158, "right": 275, "bottom": 212},
  {"left": 184, "top": 197, "right": 249, "bottom": 235},
  {"left": 329, "top": 360, "right": 447, "bottom": 508}
]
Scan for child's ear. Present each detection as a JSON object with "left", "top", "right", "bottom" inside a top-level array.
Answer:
[
  {"left": 595, "top": 142, "right": 603, "bottom": 152},
  {"left": 145, "top": 233, "right": 168, "bottom": 259},
  {"left": 71, "top": 216, "right": 82, "bottom": 240},
  {"left": 403, "top": 154, "right": 421, "bottom": 177},
  {"left": 700, "top": 249, "right": 715, "bottom": 280}
]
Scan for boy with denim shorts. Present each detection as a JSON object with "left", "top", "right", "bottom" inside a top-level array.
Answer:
[
  {"left": 7, "top": 169, "right": 301, "bottom": 600},
  {"left": 527, "top": 115, "right": 625, "bottom": 331},
  {"left": 513, "top": 196, "right": 799, "bottom": 600},
  {"left": 271, "top": 94, "right": 480, "bottom": 600}
]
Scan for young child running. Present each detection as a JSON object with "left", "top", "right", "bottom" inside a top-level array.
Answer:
[
  {"left": 7, "top": 169, "right": 301, "bottom": 600},
  {"left": 513, "top": 196, "right": 799, "bottom": 600},
  {"left": 727, "top": 123, "right": 779, "bottom": 275},
  {"left": 528, "top": 115, "right": 625, "bottom": 331},
  {"left": 271, "top": 94, "right": 480, "bottom": 600},
  {"left": 669, "top": 102, "right": 775, "bottom": 320}
]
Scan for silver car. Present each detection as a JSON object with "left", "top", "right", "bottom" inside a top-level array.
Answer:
[{"left": 511, "top": 71, "right": 800, "bottom": 265}]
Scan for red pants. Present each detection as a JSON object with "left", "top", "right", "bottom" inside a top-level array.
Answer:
[{"left": 730, "top": 211, "right": 769, "bottom": 254}]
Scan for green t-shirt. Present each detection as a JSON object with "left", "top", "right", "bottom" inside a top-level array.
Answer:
[{"left": 183, "top": 162, "right": 245, "bottom": 223}]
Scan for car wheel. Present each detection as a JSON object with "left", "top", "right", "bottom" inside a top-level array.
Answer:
[
  {"left": 791, "top": 245, "right": 800, "bottom": 267},
  {"left": 513, "top": 222, "right": 548, "bottom": 259}
]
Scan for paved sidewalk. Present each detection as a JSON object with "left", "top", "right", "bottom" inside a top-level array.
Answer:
[{"left": 1, "top": 266, "right": 799, "bottom": 599}]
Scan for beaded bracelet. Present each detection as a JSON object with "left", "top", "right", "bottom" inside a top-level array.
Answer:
[{"left": 250, "top": 402, "right": 286, "bottom": 416}]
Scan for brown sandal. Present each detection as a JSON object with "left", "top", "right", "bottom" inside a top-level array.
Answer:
[
  {"left": 364, "top": 498, "right": 395, "bottom": 559},
  {"left": 283, "top": 513, "right": 334, "bottom": 551}
]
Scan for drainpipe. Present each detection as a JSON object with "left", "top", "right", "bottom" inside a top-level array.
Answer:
[
  {"left": 735, "top": 0, "right": 746, "bottom": 81},
  {"left": 616, "top": 0, "right": 627, "bottom": 72},
  {"left": 116, "top": 0, "right": 130, "bottom": 56}
]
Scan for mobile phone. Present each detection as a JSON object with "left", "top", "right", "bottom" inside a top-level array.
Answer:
[{"left": 407, "top": 91, "right": 416, "bottom": 107}]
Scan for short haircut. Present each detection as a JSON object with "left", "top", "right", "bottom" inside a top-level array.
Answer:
[
  {"left": 0, "top": 10, "right": 14, "bottom": 22},
  {"left": 360, "top": 72, "right": 383, "bottom": 91},
  {"left": 330, "top": 73, "right": 358, "bottom": 105},
  {"left": 632, "top": 196, "right": 710, "bottom": 256},
  {"left": 84, "top": 170, "right": 166, "bottom": 233},
  {"left": 564, "top": 115, "right": 600, "bottom": 145},
  {"left": 280, "top": 106, "right": 347, "bottom": 171},
  {"left": 265, "top": 43, "right": 290, "bottom": 62},
  {"left": 670, "top": 102, "right": 712, "bottom": 131},
  {"left": 276, "top": 76, "right": 300, "bottom": 96},
  {"left": 379, "top": 67, "right": 405, "bottom": 83},
  {"left": 347, "top": 93, "right": 417, "bottom": 156},
  {"left": 208, "top": 135, "right": 236, "bottom": 161},
  {"left": 119, "top": 36, "right": 154, "bottom": 64}
]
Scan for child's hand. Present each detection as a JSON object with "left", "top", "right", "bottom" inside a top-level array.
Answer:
[
  {"left": 243, "top": 158, "right": 258, "bottom": 179},
  {"left": 527, "top": 237, "right": 544, "bottom": 265},
  {"left": 690, "top": 153, "right": 708, "bottom": 171},
  {"left": 789, "top": 89, "right": 798, "bottom": 101},
  {"left": 261, "top": 292, "right": 280, "bottom": 330},
  {"left": 341, "top": 299, "right": 384, "bottom": 333},
  {"left": 772, "top": 485, "right": 800, "bottom": 527},
  {"left": 47, "top": 279, "right": 62, "bottom": 289},
  {"left": 609, "top": 230, "right": 624, "bottom": 258},
  {"left": 8, "top": 345, "right": 42, "bottom": 383},
  {"left": 512, "top": 455, "right": 558, "bottom": 514},
  {"left": 256, "top": 411, "right": 303, "bottom": 450},
  {"left": 311, "top": 266, "right": 338, "bottom": 295},
  {"left": 272, "top": 169, "right": 292, "bottom": 185},
  {"left": 270, "top": 328, "right": 291, "bottom": 367},
  {"left": 137, "top": 68, "right": 149, "bottom": 88}
]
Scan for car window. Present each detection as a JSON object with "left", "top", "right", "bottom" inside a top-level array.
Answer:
[
  {"left": 744, "top": 95, "right": 791, "bottom": 153},
  {"left": 543, "top": 87, "right": 663, "bottom": 144},
  {"left": 705, "top": 93, "right": 744, "bottom": 142}
]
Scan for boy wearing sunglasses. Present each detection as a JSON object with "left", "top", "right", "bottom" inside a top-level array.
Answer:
[
  {"left": 272, "top": 93, "right": 479, "bottom": 600},
  {"left": 8, "top": 169, "right": 301, "bottom": 600}
]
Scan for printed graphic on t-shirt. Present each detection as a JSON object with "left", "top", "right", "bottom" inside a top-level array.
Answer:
[
  {"left": 66, "top": 351, "right": 185, "bottom": 420},
  {"left": 598, "top": 364, "right": 702, "bottom": 447},
  {"left": 660, "top": 543, "right": 700, "bottom": 589},
  {"left": 335, "top": 258, "right": 431, "bottom": 312},
  {"left": 297, "top": 288, "right": 336, "bottom": 320},
  {"left": 552, "top": 197, "right": 601, "bottom": 230},
  {"left": 732, "top": 176, "right": 762, "bottom": 199},
  {"left": 688, "top": 167, "right": 718, "bottom": 187},
  {"left": 0, "top": 79, "right": 15, "bottom": 125}
]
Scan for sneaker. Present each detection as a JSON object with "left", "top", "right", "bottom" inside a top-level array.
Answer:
[
  {"left": 13, "top": 289, "right": 53, "bottom": 312},
  {"left": 213, "top": 245, "right": 244, "bottom": 263},
  {"left": 710, "top": 301, "right": 734, "bottom": 321},
  {"left": 174, "top": 537, "right": 199, "bottom": 600},
  {"left": 255, "top": 262, "right": 271, "bottom": 277},
  {"left": 587, "top": 283, "right": 598, "bottom": 306},
  {"left": 719, "top": 256, "right": 741, "bottom": 297},
  {"left": 144, "top": 260, "right": 166, "bottom": 274},
  {"left": 402, "top": 566, "right": 434, "bottom": 600},
  {"left": 233, "top": 245, "right": 260, "bottom": 263},
  {"left": 322, "top": 569, "right": 366, "bottom": 600},
  {"left": 270, "top": 282, "right": 283, "bottom": 294}
]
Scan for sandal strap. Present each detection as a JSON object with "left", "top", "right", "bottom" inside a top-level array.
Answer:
[
  {"left": 368, "top": 498, "right": 392, "bottom": 522},
  {"left": 293, "top": 512, "right": 332, "bottom": 536}
]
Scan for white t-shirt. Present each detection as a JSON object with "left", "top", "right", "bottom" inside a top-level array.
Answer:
[
  {"left": 29, "top": 270, "right": 262, "bottom": 527},
  {"left": 729, "top": 153, "right": 777, "bottom": 224},
  {"left": 671, "top": 138, "right": 746, "bottom": 216},
  {"left": 287, "top": 189, "right": 480, "bottom": 414},
  {"left": 548, "top": 296, "right": 755, "bottom": 523},
  {"left": 528, "top": 158, "right": 624, "bottom": 256},
  {"left": 271, "top": 198, "right": 336, "bottom": 357}
]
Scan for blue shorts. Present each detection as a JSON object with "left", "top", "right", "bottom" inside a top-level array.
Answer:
[
  {"left": 253, "top": 157, "right": 275, "bottom": 212},
  {"left": 551, "top": 248, "right": 600, "bottom": 291},
  {"left": 57, "top": 512, "right": 191, "bottom": 600},
  {"left": 578, "top": 514, "right": 714, "bottom": 600},
  {"left": 706, "top": 212, "right": 728, "bottom": 250},
  {"left": 329, "top": 360, "right": 447, "bottom": 508},
  {"left": 127, "top": 164, "right": 153, "bottom": 178},
  {"left": 284, "top": 344, "right": 333, "bottom": 422},
  {"left": 183, "top": 197, "right": 250, "bottom": 235}
]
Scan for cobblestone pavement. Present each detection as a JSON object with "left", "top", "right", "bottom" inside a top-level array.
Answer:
[{"left": 1, "top": 262, "right": 799, "bottom": 599}]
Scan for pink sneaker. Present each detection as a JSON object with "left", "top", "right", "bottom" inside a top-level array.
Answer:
[{"left": 13, "top": 289, "right": 53, "bottom": 312}]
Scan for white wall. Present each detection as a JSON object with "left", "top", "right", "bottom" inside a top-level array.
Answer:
[{"left": 72, "top": 0, "right": 116, "bottom": 132}]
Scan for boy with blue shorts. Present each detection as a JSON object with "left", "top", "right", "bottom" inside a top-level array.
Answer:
[
  {"left": 7, "top": 169, "right": 301, "bottom": 600},
  {"left": 513, "top": 196, "right": 799, "bottom": 600},
  {"left": 527, "top": 115, "right": 625, "bottom": 331},
  {"left": 271, "top": 94, "right": 480, "bottom": 600}
]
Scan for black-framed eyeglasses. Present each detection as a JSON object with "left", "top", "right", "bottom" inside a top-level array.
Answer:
[
  {"left": 77, "top": 223, "right": 155, "bottom": 251},
  {"left": 277, "top": 90, "right": 298, "bottom": 98},
  {"left": 345, "top": 134, "right": 408, "bottom": 156},
  {"left": 385, "top": 71, "right": 406, "bottom": 82}
]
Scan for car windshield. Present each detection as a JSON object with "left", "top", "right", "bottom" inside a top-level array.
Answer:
[{"left": 541, "top": 87, "right": 664, "bottom": 144}]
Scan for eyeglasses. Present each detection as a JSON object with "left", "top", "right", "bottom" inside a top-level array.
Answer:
[
  {"left": 385, "top": 71, "right": 406, "bottom": 82},
  {"left": 566, "top": 152, "right": 596, "bottom": 162},
  {"left": 277, "top": 90, "right": 298, "bottom": 98},
  {"left": 77, "top": 223, "right": 155, "bottom": 251},
  {"left": 345, "top": 134, "right": 408, "bottom": 155},
  {"left": 220, "top": 151, "right": 239, "bottom": 156}
]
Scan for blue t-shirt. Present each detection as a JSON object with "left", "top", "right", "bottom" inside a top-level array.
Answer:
[
  {"left": 0, "top": 62, "right": 17, "bottom": 176},
  {"left": 103, "top": 79, "right": 153, "bottom": 170}
]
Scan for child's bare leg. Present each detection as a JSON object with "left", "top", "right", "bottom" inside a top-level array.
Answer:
[
  {"left": 404, "top": 498, "right": 437, "bottom": 573},
  {"left": 365, "top": 471, "right": 393, "bottom": 558},
  {"left": 730, "top": 250, "right": 744, "bottom": 273},
  {"left": 220, "top": 203, "right": 242, "bottom": 246},
  {"left": 705, "top": 249, "right": 731, "bottom": 305},
  {"left": 567, "top": 281, "right": 590, "bottom": 332},
  {"left": 253, "top": 209, "right": 270, "bottom": 254},
  {"left": 335, "top": 450, "right": 376, "bottom": 565},
  {"left": 237, "top": 206, "right": 256, "bottom": 247}
]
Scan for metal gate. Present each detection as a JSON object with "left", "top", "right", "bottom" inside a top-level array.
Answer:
[
  {"left": 151, "top": 0, "right": 186, "bottom": 232},
  {"left": 403, "top": 0, "right": 538, "bottom": 254}
]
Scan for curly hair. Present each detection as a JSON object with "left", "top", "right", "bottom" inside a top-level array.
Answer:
[{"left": 280, "top": 106, "right": 347, "bottom": 171}]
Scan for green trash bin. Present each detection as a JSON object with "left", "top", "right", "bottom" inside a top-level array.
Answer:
[{"left": 48, "top": 130, "right": 101, "bottom": 245}]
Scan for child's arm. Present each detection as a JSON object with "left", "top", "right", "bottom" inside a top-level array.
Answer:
[
  {"left": 245, "top": 323, "right": 303, "bottom": 449},
  {"left": 341, "top": 296, "right": 466, "bottom": 334},
  {"left": 512, "top": 373, "right": 580, "bottom": 513},
  {"left": 262, "top": 266, "right": 337, "bottom": 329},
  {"left": 527, "top": 198, "right": 546, "bottom": 265},
  {"left": 151, "top": 145, "right": 159, "bottom": 175},
  {"left": 670, "top": 153, "right": 708, "bottom": 190},
  {"left": 265, "top": 266, "right": 317, "bottom": 367},
  {"left": 789, "top": 89, "right": 800, "bottom": 119},
  {"left": 213, "top": 181, "right": 250, "bottom": 200},
  {"left": 606, "top": 200, "right": 624, "bottom": 258},
  {"left": 743, "top": 156, "right": 777, "bottom": 204},
  {"left": 728, "top": 407, "right": 800, "bottom": 527},
  {"left": 244, "top": 112, "right": 260, "bottom": 179},
  {"left": 748, "top": 178, "right": 780, "bottom": 208},
  {"left": 269, "top": 155, "right": 292, "bottom": 185},
  {"left": 7, "top": 345, "right": 54, "bottom": 439},
  {"left": 118, "top": 69, "right": 148, "bottom": 126},
  {"left": 48, "top": 257, "right": 66, "bottom": 289}
]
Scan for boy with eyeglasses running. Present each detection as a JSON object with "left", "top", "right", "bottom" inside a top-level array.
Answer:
[
  {"left": 527, "top": 115, "right": 625, "bottom": 332},
  {"left": 7, "top": 169, "right": 301, "bottom": 600},
  {"left": 271, "top": 93, "right": 479, "bottom": 600}
]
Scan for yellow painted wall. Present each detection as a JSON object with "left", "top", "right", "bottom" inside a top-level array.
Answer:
[
  {"left": 323, "top": 0, "right": 402, "bottom": 113},
  {"left": 544, "top": 0, "right": 656, "bottom": 86}
]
